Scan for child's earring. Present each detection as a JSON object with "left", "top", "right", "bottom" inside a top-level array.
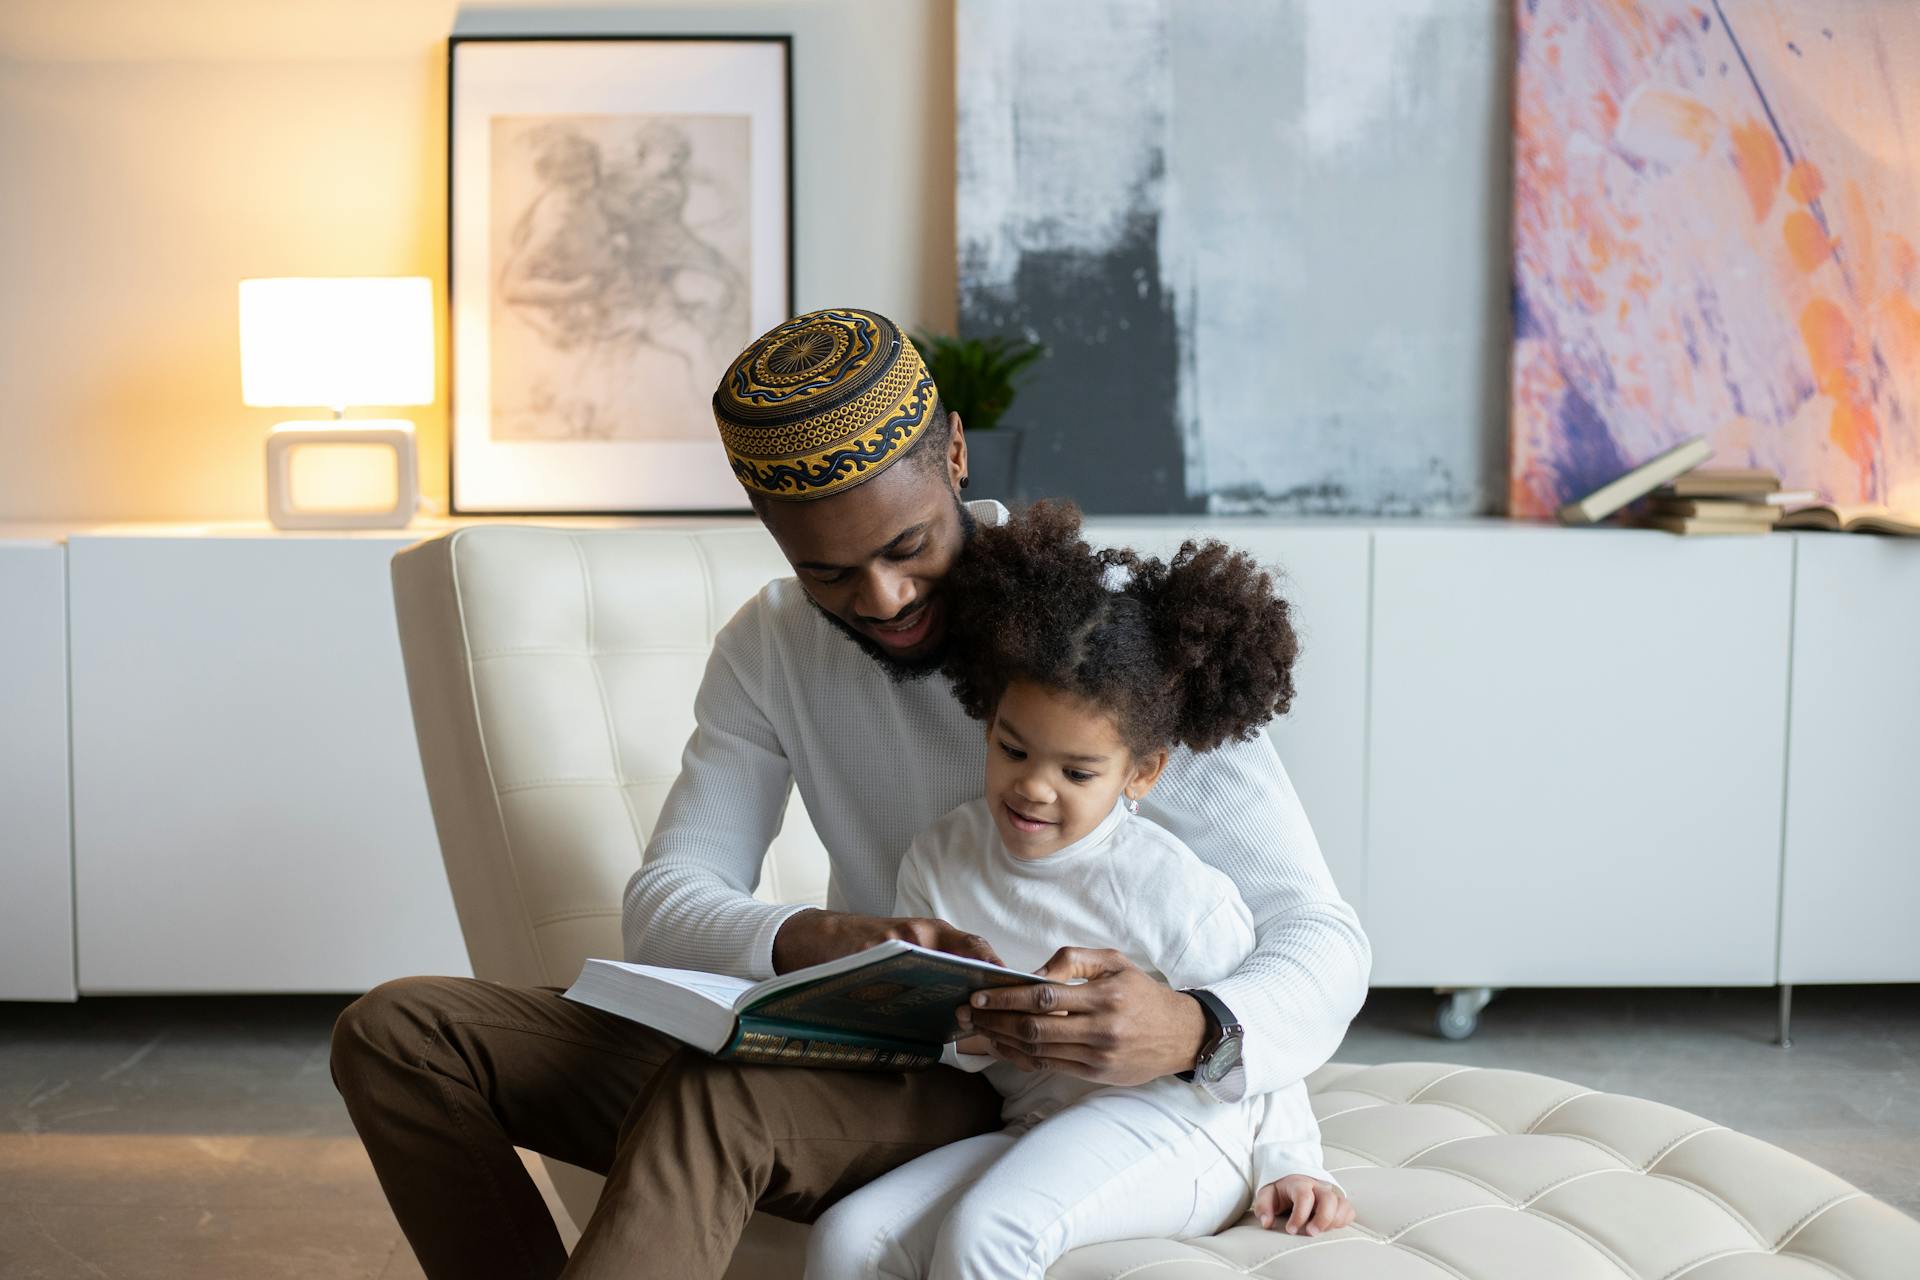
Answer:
[{"left": 1126, "top": 794, "right": 1140, "bottom": 816}]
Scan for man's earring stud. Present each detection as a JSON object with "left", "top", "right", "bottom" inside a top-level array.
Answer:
[{"left": 959, "top": 474, "right": 970, "bottom": 490}]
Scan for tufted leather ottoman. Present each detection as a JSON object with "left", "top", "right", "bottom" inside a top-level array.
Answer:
[{"left": 1049, "top": 1062, "right": 1920, "bottom": 1279}]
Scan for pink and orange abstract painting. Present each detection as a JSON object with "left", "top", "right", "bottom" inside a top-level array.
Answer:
[{"left": 1510, "top": 1, "right": 1920, "bottom": 518}]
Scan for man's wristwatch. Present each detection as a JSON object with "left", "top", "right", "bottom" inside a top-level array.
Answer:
[{"left": 1176, "top": 988, "right": 1243, "bottom": 1085}]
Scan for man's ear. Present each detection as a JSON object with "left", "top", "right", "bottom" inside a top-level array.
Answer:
[
  {"left": 948, "top": 410, "right": 968, "bottom": 491},
  {"left": 1126, "top": 748, "right": 1169, "bottom": 802}
]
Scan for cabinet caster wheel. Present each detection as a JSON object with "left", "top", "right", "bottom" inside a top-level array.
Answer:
[
  {"left": 1436, "top": 999, "right": 1478, "bottom": 1040},
  {"left": 1434, "top": 987, "right": 1494, "bottom": 1041}
]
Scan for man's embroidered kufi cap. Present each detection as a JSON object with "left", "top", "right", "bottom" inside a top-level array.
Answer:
[{"left": 713, "top": 308, "right": 938, "bottom": 502}]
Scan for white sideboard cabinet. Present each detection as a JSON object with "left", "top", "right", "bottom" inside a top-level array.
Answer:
[
  {"left": 1777, "top": 535, "right": 1920, "bottom": 983},
  {"left": 6, "top": 519, "right": 1915, "bottom": 998},
  {"left": 66, "top": 530, "right": 471, "bottom": 992},
  {"left": 0, "top": 536, "right": 75, "bottom": 1000},
  {"left": 1365, "top": 526, "right": 1795, "bottom": 987}
]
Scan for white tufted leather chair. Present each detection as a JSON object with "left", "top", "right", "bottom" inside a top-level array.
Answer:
[
  {"left": 391, "top": 524, "right": 1920, "bottom": 1279},
  {"left": 392, "top": 523, "right": 820, "bottom": 1277}
]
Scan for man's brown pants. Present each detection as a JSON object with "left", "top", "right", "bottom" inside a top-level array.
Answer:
[{"left": 330, "top": 975, "right": 1004, "bottom": 1279}]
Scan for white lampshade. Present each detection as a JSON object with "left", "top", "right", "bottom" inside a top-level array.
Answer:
[{"left": 239, "top": 277, "right": 435, "bottom": 408}]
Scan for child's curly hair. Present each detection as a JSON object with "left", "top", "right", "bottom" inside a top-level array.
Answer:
[{"left": 940, "top": 500, "right": 1299, "bottom": 756}]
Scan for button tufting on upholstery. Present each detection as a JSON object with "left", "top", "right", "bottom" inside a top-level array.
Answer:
[
  {"left": 1044, "top": 1063, "right": 1920, "bottom": 1279},
  {"left": 440, "top": 527, "right": 832, "bottom": 972}
]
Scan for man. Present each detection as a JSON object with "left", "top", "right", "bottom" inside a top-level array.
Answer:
[{"left": 332, "top": 307, "right": 1370, "bottom": 1279}]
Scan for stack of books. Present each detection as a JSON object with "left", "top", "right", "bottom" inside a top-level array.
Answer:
[
  {"left": 1556, "top": 437, "right": 1712, "bottom": 526},
  {"left": 1643, "top": 470, "right": 1816, "bottom": 536},
  {"left": 1555, "top": 435, "right": 1918, "bottom": 537}
]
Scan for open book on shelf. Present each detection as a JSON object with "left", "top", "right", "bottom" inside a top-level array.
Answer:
[
  {"left": 1775, "top": 504, "right": 1920, "bottom": 536},
  {"left": 562, "top": 940, "right": 1064, "bottom": 1071}
]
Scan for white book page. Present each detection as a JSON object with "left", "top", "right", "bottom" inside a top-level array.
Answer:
[
  {"left": 736, "top": 939, "right": 1072, "bottom": 1009},
  {"left": 595, "top": 960, "right": 754, "bottom": 1009}
]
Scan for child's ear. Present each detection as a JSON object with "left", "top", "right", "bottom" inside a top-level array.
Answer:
[{"left": 1126, "top": 749, "right": 1169, "bottom": 801}]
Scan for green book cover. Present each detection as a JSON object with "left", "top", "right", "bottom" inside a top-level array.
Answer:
[
  {"left": 721, "top": 1017, "right": 938, "bottom": 1071},
  {"left": 742, "top": 948, "right": 1044, "bottom": 1044}
]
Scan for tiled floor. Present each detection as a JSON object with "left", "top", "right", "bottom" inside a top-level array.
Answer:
[{"left": 2, "top": 984, "right": 1915, "bottom": 1278}]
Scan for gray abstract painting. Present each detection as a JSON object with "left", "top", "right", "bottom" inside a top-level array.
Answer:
[{"left": 958, "top": 0, "right": 1510, "bottom": 514}]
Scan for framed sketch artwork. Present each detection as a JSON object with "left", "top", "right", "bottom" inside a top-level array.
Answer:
[{"left": 448, "top": 36, "right": 792, "bottom": 512}]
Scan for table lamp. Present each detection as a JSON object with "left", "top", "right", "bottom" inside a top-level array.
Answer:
[{"left": 239, "top": 277, "right": 434, "bottom": 530}]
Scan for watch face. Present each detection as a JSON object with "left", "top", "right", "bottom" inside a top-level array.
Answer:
[{"left": 1201, "top": 1031, "right": 1242, "bottom": 1083}]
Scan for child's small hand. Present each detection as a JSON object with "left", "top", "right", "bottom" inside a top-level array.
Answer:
[
  {"left": 1253, "top": 1175, "right": 1353, "bottom": 1235},
  {"left": 952, "top": 1033, "right": 994, "bottom": 1056}
]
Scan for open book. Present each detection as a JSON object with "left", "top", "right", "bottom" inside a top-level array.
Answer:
[
  {"left": 562, "top": 940, "right": 1064, "bottom": 1071},
  {"left": 1776, "top": 503, "right": 1920, "bottom": 536}
]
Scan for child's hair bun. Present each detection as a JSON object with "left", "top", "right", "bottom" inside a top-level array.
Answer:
[
  {"left": 940, "top": 499, "right": 1299, "bottom": 756},
  {"left": 1120, "top": 537, "right": 1299, "bottom": 753}
]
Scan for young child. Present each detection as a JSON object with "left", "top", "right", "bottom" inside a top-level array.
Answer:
[{"left": 804, "top": 501, "right": 1354, "bottom": 1280}]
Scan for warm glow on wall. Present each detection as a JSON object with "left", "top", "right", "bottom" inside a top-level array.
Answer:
[{"left": 239, "top": 277, "right": 434, "bottom": 410}]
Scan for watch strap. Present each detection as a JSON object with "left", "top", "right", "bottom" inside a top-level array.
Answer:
[
  {"left": 1187, "top": 987, "right": 1240, "bottom": 1035},
  {"left": 1177, "top": 987, "right": 1239, "bottom": 1082}
]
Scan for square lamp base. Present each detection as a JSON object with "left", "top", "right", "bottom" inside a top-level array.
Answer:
[{"left": 266, "top": 421, "right": 418, "bottom": 530}]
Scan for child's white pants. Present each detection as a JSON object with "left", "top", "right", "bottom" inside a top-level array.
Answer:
[{"left": 804, "top": 1079, "right": 1287, "bottom": 1280}]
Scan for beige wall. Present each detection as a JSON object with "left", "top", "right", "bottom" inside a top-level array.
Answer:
[{"left": 0, "top": 1, "right": 956, "bottom": 521}]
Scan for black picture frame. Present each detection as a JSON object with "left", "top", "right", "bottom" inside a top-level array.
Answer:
[{"left": 447, "top": 34, "right": 794, "bottom": 514}]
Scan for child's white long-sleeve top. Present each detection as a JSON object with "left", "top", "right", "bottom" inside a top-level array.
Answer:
[{"left": 893, "top": 795, "right": 1329, "bottom": 1192}]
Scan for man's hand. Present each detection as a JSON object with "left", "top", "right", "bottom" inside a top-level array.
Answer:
[
  {"left": 772, "top": 908, "right": 1003, "bottom": 974},
  {"left": 957, "top": 947, "right": 1208, "bottom": 1085},
  {"left": 1254, "top": 1176, "right": 1353, "bottom": 1235}
]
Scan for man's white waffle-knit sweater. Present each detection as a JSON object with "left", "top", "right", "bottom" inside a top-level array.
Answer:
[{"left": 623, "top": 501, "right": 1372, "bottom": 1100}]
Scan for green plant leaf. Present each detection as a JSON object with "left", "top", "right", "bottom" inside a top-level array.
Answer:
[{"left": 910, "top": 331, "right": 1049, "bottom": 432}]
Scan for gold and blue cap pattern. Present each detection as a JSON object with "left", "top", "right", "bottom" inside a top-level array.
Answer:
[{"left": 713, "top": 308, "right": 938, "bottom": 502}]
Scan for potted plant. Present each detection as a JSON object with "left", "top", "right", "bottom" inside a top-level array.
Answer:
[{"left": 912, "top": 331, "right": 1047, "bottom": 503}]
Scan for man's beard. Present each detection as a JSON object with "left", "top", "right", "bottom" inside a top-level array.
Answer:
[{"left": 807, "top": 495, "right": 978, "bottom": 684}]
